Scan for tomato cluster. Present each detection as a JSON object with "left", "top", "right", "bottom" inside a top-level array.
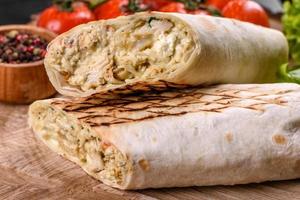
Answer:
[
  {"left": 37, "top": 0, "right": 270, "bottom": 35},
  {"left": 38, "top": 2, "right": 96, "bottom": 34}
]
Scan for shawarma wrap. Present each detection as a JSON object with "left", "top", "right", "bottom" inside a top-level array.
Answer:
[
  {"left": 44, "top": 12, "right": 288, "bottom": 97},
  {"left": 29, "top": 83, "right": 300, "bottom": 190}
]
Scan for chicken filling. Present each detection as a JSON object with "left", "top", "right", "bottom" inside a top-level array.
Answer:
[
  {"left": 46, "top": 17, "right": 195, "bottom": 91},
  {"left": 30, "top": 104, "right": 130, "bottom": 185}
]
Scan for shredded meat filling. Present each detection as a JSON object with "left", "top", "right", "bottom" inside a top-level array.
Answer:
[
  {"left": 30, "top": 104, "right": 130, "bottom": 185},
  {"left": 46, "top": 16, "right": 195, "bottom": 92}
]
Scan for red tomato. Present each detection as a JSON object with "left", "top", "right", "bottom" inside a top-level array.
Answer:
[
  {"left": 222, "top": 0, "right": 269, "bottom": 27},
  {"left": 94, "top": 0, "right": 128, "bottom": 20},
  {"left": 142, "top": 0, "right": 173, "bottom": 11},
  {"left": 37, "top": 2, "right": 95, "bottom": 34},
  {"left": 158, "top": 2, "right": 187, "bottom": 13},
  {"left": 206, "top": 0, "right": 232, "bottom": 10},
  {"left": 159, "top": 2, "right": 210, "bottom": 15}
]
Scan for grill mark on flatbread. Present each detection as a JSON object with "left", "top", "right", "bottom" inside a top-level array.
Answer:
[
  {"left": 86, "top": 81, "right": 193, "bottom": 101},
  {"left": 51, "top": 85, "right": 292, "bottom": 127}
]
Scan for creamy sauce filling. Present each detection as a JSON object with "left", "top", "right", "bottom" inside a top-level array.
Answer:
[
  {"left": 46, "top": 17, "right": 194, "bottom": 92},
  {"left": 30, "top": 105, "right": 129, "bottom": 185}
]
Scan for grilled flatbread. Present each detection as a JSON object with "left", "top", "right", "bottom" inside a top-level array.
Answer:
[
  {"left": 29, "top": 83, "right": 300, "bottom": 190},
  {"left": 44, "top": 12, "right": 288, "bottom": 97}
]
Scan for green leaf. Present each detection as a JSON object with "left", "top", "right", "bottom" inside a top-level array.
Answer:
[
  {"left": 282, "top": 0, "right": 300, "bottom": 64},
  {"left": 83, "top": 0, "right": 107, "bottom": 9},
  {"left": 127, "top": 0, "right": 148, "bottom": 12},
  {"left": 52, "top": 0, "right": 74, "bottom": 12},
  {"left": 278, "top": 63, "right": 300, "bottom": 84},
  {"left": 289, "top": 68, "right": 300, "bottom": 83}
]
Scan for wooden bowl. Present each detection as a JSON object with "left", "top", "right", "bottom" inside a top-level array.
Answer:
[{"left": 0, "top": 25, "right": 57, "bottom": 104}]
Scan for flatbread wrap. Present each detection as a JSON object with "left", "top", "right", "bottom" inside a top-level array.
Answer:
[
  {"left": 29, "top": 83, "right": 300, "bottom": 190},
  {"left": 44, "top": 12, "right": 288, "bottom": 97}
]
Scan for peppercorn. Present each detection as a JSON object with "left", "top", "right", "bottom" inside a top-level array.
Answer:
[
  {"left": 7, "top": 30, "right": 18, "bottom": 39},
  {"left": 0, "top": 30, "right": 48, "bottom": 64}
]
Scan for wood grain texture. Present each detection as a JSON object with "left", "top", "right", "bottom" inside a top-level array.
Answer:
[{"left": 0, "top": 103, "right": 299, "bottom": 200}]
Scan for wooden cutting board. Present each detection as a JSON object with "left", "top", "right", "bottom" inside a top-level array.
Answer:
[{"left": 0, "top": 102, "right": 300, "bottom": 200}]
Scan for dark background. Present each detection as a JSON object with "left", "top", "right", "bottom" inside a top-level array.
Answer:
[{"left": 0, "top": 0, "right": 51, "bottom": 25}]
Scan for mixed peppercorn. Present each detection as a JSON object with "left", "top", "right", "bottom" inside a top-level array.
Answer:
[{"left": 0, "top": 30, "right": 48, "bottom": 64}]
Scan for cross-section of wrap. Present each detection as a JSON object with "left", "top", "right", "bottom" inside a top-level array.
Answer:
[
  {"left": 45, "top": 12, "right": 288, "bottom": 97},
  {"left": 29, "top": 83, "right": 300, "bottom": 190}
]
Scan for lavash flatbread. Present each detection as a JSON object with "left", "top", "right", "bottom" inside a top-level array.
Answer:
[
  {"left": 44, "top": 12, "right": 288, "bottom": 97},
  {"left": 29, "top": 83, "right": 300, "bottom": 190}
]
